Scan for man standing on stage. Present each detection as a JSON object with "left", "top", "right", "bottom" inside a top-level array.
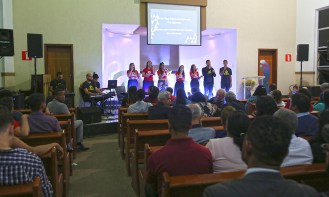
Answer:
[
  {"left": 202, "top": 60, "right": 216, "bottom": 99},
  {"left": 219, "top": 60, "right": 232, "bottom": 92}
]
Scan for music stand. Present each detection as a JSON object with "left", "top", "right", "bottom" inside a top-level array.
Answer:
[{"left": 107, "top": 80, "right": 117, "bottom": 115}]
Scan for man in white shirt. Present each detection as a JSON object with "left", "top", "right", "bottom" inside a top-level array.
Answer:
[
  {"left": 128, "top": 89, "right": 152, "bottom": 113},
  {"left": 273, "top": 108, "right": 313, "bottom": 167}
]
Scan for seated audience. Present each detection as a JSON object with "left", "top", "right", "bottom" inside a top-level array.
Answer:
[
  {"left": 191, "top": 92, "right": 217, "bottom": 117},
  {"left": 187, "top": 104, "right": 215, "bottom": 144},
  {"left": 148, "top": 91, "right": 171, "bottom": 120},
  {"left": 145, "top": 105, "right": 212, "bottom": 196},
  {"left": 223, "top": 91, "right": 245, "bottom": 111},
  {"left": 314, "top": 90, "right": 329, "bottom": 112},
  {"left": 255, "top": 95, "right": 278, "bottom": 116},
  {"left": 0, "top": 97, "right": 29, "bottom": 136},
  {"left": 245, "top": 85, "right": 267, "bottom": 113},
  {"left": 309, "top": 109, "right": 329, "bottom": 163},
  {"left": 319, "top": 82, "right": 329, "bottom": 102},
  {"left": 208, "top": 89, "right": 226, "bottom": 110},
  {"left": 28, "top": 93, "right": 62, "bottom": 133},
  {"left": 267, "top": 83, "right": 277, "bottom": 95},
  {"left": 165, "top": 87, "right": 176, "bottom": 103},
  {"left": 172, "top": 88, "right": 191, "bottom": 106},
  {"left": 0, "top": 108, "right": 53, "bottom": 197},
  {"left": 121, "top": 86, "right": 137, "bottom": 107},
  {"left": 217, "top": 106, "right": 236, "bottom": 138},
  {"left": 206, "top": 111, "right": 249, "bottom": 172},
  {"left": 271, "top": 89, "right": 285, "bottom": 107},
  {"left": 47, "top": 89, "right": 89, "bottom": 151},
  {"left": 127, "top": 89, "right": 152, "bottom": 113},
  {"left": 0, "top": 89, "right": 23, "bottom": 122},
  {"left": 290, "top": 93, "right": 318, "bottom": 137},
  {"left": 203, "top": 116, "right": 319, "bottom": 197},
  {"left": 273, "top": 108, "right": 313, "bottom": 167},
  {"left": 187, "top": 87, "right": 200, "bottom": 101},
  {"left": 144, "top": 86, "right": 159, "bottom": 103}
]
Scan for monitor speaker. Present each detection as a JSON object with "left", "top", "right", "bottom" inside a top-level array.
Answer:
[
  {"left": 0, "top": 29, "right": 14, "bottom": 56},
  {"left": 297, "top": 44, "right": 309, "bottom": 61},
  {"left": 77, "top": 107, "right": 101, "bottom": 124},
  {"left": 27, "top": 33, "right": 43, "bottom": 58}
]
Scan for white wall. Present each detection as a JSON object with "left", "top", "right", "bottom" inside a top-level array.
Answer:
[{"left": 296, "top": 0, "right": 329, "bottom": 83}]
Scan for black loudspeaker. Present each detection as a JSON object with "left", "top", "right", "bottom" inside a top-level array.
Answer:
[
  {"left": 297, "top": 44, "right": 309, "bottom": 61},
  {"left": 327, "top": 40, "right": 329, "bottom": 61},
  {"left": 0, "top": 29, "right": 14, "bottom": 56},
  {"left": 27, "top": 33, "right": 43, "bottom": 58},
  {"left": 77, "top": 107, "right": 101, "bottom": 124}
]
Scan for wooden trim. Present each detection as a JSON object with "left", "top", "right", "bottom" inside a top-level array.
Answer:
[
  {"left": 140, "top": 0, "right": 207, "bottom": 30},
  {"left": 1, "top": 72, "right": 15, "bottom": 76},
  {"left": 295, "top": 71, "right": 315, "bottom": 74},
  {"left": 141, "top": 0, "right": 207, "bottom": 6},
  {"left": 258, "top": 49, "right": 278, "bottom": 84}
]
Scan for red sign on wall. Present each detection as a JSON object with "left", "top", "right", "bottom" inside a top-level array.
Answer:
[
  {"left": 285, "top": 54, "right": 292, "bottom": 62},
  {"left": 22, "top": 51, "right": 32, "bottom": 61}
]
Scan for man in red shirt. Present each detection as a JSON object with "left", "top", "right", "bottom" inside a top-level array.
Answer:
[{"left": 145, "top": 105, "right": 213, "bottom": 196}]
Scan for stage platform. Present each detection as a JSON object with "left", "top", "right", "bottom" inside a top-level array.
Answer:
[{"left": 83, "top": 114, "right": 119, "bottom": 137}]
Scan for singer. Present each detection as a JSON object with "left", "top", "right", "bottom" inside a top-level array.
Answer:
[
  {"left": 127, "top": 63, "right": 139, "bottom": 89},
  {"left": 202, "top": 60, "right": 216, "bottom": 99},
  {"left": 190, "top": 64, "right": 201, "bottom": 91},
  {"left": 174, "top": 65, "right": 185, "bottom": 96},
  {"left": 219, "top": 60, "right": 232, "bottom": 92},
  {"left": 142, "top": 60, "right": 155, "bottom": 92},
  {"left": 157, "top": 62, "right": 168, "bottom": 92}
]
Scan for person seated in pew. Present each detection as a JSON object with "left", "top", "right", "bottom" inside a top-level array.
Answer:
[
  {"left": 191, "top": 92, "right": 218, "bottom": 117},
  {"left": 309, "top": 109, "right": 329, "bottom": 163},
  {"left": 254, "top": 95, "right": 278, "bottom": 117},
  {"left": 0, "top": 107, "right": 53, "bottom": 197},
  {"left": 165, "top": 87, "right": 176, "bottom": 104},
  {"left": 127, "top": 89, "right": 152, "bottom": 113},
  {"left": 0, "top": 89, "right": 23, "bottom": 122},
  {"left": 121, "top": 86, "right": 138, "bottom": 107},
  {"left": 0, "top": 97, "right": 29, "bottom": 137},
  {"left": 203, "top": 116, "right": 320, "bottom": 197},
  {"left": 215, "top": 106, "right": 236, "bottom": 138},
  {"left": 221, "top": 91, "right": 244, "bottom": 111},
  {"left": 47, "top": 89, "right": 89, "bottom": 151},
  {"left": 314, "top": 90, "right": 329, "bottom": 112},
  {"left": 145, "top": 105, "right": 213, "bottom": 196},
  {"left": 144, "top": 86, "right": 159, "bottom": 104},
  {"left": 290, "top": 93, "right": 319, "bottom": 137},
  {"left": 187, "top": 104, "right": 215, "bottom": 144},
  {"left": 206, "top": 110, "right": 249, "bottom": 173},
  {"left": 208, "top": 89, "right": 226, "bottom": 110},
  {"left": 28, "top": 93, "right": 62, "bottom": 133},
  {"left": 273, "top": 108, "right": 313, "bottom": 167},
  {"left": 148, "top": 91, "right": 171, "bottom": 120},
  {"left": 271, "top": 89, "right": 286, "bottom": 108}
]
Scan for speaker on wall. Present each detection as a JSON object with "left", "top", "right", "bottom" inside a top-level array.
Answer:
[
  {"left": 0, "top": 29, "right": 14, "bottom": 56},
  {"left": 27, "top": 33, "right": 43, "bottom": 58},
  {"left": 297, "top": 44, "right": 309, "bottom": 62}
]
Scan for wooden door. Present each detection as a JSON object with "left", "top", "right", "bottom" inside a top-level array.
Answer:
[
  {"left": 258, "top": 49, "right": 277, "bottom": 85},
  {"left": 44, "top": 44, "right": 74, "bottom": 92}
]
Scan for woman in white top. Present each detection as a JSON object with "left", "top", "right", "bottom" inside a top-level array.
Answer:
[{"left": 206, "top": 110, "right": 250, "bottom": 172}]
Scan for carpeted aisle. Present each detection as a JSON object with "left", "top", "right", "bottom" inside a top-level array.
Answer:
[{"left": 68, "top": 134, "right": 135, "bottom": 197}]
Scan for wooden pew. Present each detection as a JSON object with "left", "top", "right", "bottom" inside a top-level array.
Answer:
[
  {"left": 120, "top": 112, "right": 148, "bottom": 159},
  {"left": 55, "top": 113, "right": 77, "bottom": 159},
  {"left": 126, "top": 119, "right": 169, "bottom": 176},
  {"left": 200, "top": 117, "right": 222, "bottom": 127},
  {"left": 131, "top": 129, "right": 170, "bottom": 196},
  {"left": 160, "top": 163, "right": 329, "bottom": 197},
  {"left": 41, "top": 147, "right": 64, "bottom": 197},
  {"left": 140, "top": 144, "right": 163, "bottom": 197},
  {"left": 20, "top": 132, "right": 70, "bottom": 197},
  {"left": 0, "top": 176, "right": 43, "bottom": 197},
  {"left": 16, "top": 108, "right": 76, "bottom": 114},
  {"left": 58, "top": 120, "right": 74, "bottom": 176},
  {"left": 118, "top": 107, "right": 128, "bottom": 148}
]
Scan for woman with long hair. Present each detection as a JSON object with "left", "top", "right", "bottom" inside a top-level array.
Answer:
[
  {"left": 157, "top": 62, "right": 168, "bottom": 92},
  {"left": 121, "top": 85, "right": 137, "bottom": 106},
  {"left": 190, "top": 64, "right": 200, "bottom": 91},
  {"left": 127, "top": 63, "right": 139, "bottom": 89},
  {"left": 174, "top": 65, "right": 185, "bottom": 96},
  {"left": 141, "top": 60, "right": 154, "bottom": 92},
  {"left": 173, "top": 88, "right": 191, "bottom": 106}
]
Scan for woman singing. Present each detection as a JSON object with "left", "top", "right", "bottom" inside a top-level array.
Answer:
[
  {"left": 190, "top": 64, "right": 201, "bottom": 91},
  {"left": 127, "top": 63, "right": 139, "bottom": 89},
  {"left": 142, "top": 60, "right": 155, "bottom": 92},
  {"left": 157, "top": 62, "right": 168, "bottom": 92},
  {"left": 174, "top": 65, "right": 185, "bottom": 96}
]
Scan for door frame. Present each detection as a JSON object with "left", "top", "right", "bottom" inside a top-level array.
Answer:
[
  {"left": 258, "top": 48, "right": 278, "bottom": 85},
  {"left": 44, "top": 44, "right": 74, "bottom": 92}
]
